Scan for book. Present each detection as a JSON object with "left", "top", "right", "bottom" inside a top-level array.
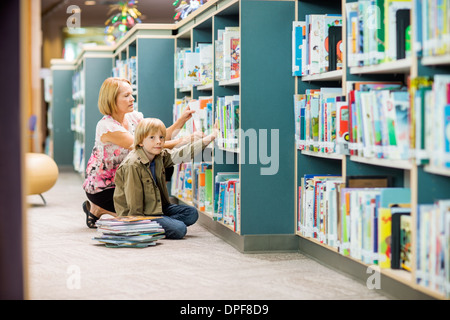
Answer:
[
  {"left": 292, "top": 21, "right": 306, "bottom": 76},
  {"left": 378, "top": 207, "right": 392, "bottom": 268},
  {"left": 385, "top": 0, "right": 411, "bottom": 62},
  {"left": 230, "top": 37, "right": 240, "bottom": 79},
  {"left": 390, "top": 206, "right": 411, "bottom": 269},
  {"left": 328, "top": 25, "right": 342, "bottom": 71},
  {"left": 93, "top": 216, "right": 165, "bottom": 248},
  {"left": 400, "top": 213, "right": 412, "bottom": 271},
  {"left": 395, "top": 9, "right": 410, "bottom": 60}
]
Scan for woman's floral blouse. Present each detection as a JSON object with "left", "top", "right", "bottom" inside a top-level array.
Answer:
[{"left": 83, "top": 111, "right": 143, "bottom": 194}]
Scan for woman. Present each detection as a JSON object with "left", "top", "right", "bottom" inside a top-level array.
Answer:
[{"left": 82, "top": 77, "right": 198, "bottom": 228}]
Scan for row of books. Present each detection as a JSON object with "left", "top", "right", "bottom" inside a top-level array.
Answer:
[
  {"left": 175, "top": 43, "right": 213, "bottom": 89},
  {"left": 171, "top": 162, "right": 214, "bottom": 213},
  {"left": 172, "top": 162, "right": 195, "bottom": 203},
  {"left": 416, "top": 201, "right": 450, "bottom": 298},
  {"left": 292, "top": 14, "right": 343, "bottom": 76},
  {"left": 415, "top": 0, "right": 450, "bottom": 58},
  {"left": 346, "top": 0, "right": 412, "bottom": 68},
  {"left": 346, "top": 82, "right": 409, "bottom": 159},
  {"left": 93, "top": 216, "right": 165, "bottom": 248},
  {"left": 294, "top": 87, "right": 344, "bottom": 153},
  {"left": 297, "top": 174, "right": 412, "bottom": 269},
  {"left": 170, "top": 164, "right": 240, "bottom": 232},
  {"left": 70, "top": 104, "right": 84, "bottom": 133},
  {"left": 73, "top": 139, "right": 84, "bottom": 174},
  {"left": 215, "top": 27, "right": 240, "bottom": 82},
  {"left": 112, "top": 57, "right": 137, "bottom": 86},
  {"left": 214, "top": 172, "right": 240, "bottom": 232},
  {"left": 410, "top": 75, "right": 450, "bottom": 168},
  {"left": 72, "top": 69, "right": 85, "bottom": 101},
  {"left": 296, "top": 76, "right": 450, "bottom": 167},
  {"left": 216, "top": 95, "right": 240, "bottom": 151},
  {"left": 173, "top": 96, "right": 214, "bottom": 139}
]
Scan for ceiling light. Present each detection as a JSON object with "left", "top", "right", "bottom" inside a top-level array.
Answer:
[{"left": 85, "top": 1, "right": 96, "bottom": 5}]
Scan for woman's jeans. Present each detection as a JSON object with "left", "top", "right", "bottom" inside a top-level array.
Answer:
[{"left": 158, "top": 204, "right": 199, "bottom": 239}]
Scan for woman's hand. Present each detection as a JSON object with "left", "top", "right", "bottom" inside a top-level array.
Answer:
[{"left": 180, "top": 105, "right": 195, "bottom": 124}]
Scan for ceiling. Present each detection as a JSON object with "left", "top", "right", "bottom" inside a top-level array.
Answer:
[{"left": 41, "top": 0, "right": 176, "bottom": 27}]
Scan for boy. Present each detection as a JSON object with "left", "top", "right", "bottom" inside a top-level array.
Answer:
[{"left": 113, "top": 118, "right": 217, "bottom": 239}]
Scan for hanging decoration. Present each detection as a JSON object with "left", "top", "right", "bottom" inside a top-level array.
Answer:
[
  {"left": 173, "top": 0, "right": 209, "bottom": 21},
  {"left": 105, "top": 0, "right": 142, "bottom": 45}
]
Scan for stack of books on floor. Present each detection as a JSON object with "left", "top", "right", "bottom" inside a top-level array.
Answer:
[{"left": 93, "top": 216, "right": 165, "bottom": 248}]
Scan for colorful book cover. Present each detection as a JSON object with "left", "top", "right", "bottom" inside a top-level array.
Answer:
[
  {"left": 360, "top": 91, "right": 375, "bottom": 157},
  {"left": 400, "top": 213, "right": 412, "bottom": 271},
  {"left": 444, "top": 104, "right": 450, "bottom": 168},
  {"left": 215, "top": 39, "right": 224, "bottom": 81},
  {"left": 382, "top": 90, "right": 400, "bottom": 159},
  {"left": 199, "top": 43, "right": 213, "bottom": 85},
  {"left": 308, "top": 14, "right": 324, "bottom": 75},
  {"left": 392, "top": 91, "right": 410, "bottom": 160},
  {"left": 292, "top": 21, "right": 306, "bottom": 76},
  {"left": 336, "top": 102, "right": 349, "bottom": 155},
  {"left": 414, "top": 0, "right": 423, "bottom": 57},
  {"left": 322, "top": 15, "right": 342, "bottom": 72},
  {"left": 205, "top": 167, "right": 213, "bottom": 213},
  {"left": 230, "top": 37, "right": 240, "bottom": 79},
  {"left": 346, "top": 2, "right": 359, "bottom": 68},
  {"left": 375, "top": 0, "right": 386, "bottom": 63},
  {"left": 391, "top": 206, "right": 411, "bottom": 269},
  {"left": 223, "top": 28, "right": 239, "bottom": 81},
  {"left": 310, "top": 97, "right": 320, "bottom": 151},
  {"left": 184, "top": 52, "right": 201, "bottom": 86},
  {"left": 378, "top": 207, "right": 392, "bottom": 268},
  {"left": 385, "top": 0, "right": 411, "bottom": 61},
  {"left": 198, "top": 172, "right": 206, "bottom": 212}
]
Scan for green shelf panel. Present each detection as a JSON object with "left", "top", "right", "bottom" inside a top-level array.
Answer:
[
  {"left": 239, "top": 0, "right": 295, "bottom": 235},
  {"left": 84, "top": 57, "right": 113, "bottom": 171},
  {"left": 345, "top": 156, "right": 405, "bottom": 187},
  {"left": 417, "top": 167, "right": 450, "bottom": 204},
  {"left": 137, "top": 38, "right": 175, "bottom": 127},
  {"left": 297, "top": 151, "right": 342, "bottom": 179},
  {"left": 52, "top": 69, "right": 75, "bottom": 166}
]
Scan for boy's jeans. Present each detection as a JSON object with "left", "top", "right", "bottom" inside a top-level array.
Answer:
[{"left": 158, "top": 204, "right": 199, "bottom": 239}]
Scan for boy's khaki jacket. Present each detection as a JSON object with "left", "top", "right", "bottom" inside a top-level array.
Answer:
[{"left": 114, "top": 140, "right": 204, "bottom": 216}]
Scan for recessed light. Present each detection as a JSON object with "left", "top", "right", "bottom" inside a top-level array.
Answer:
[{"left": 85, "top": 1, "right": 96, "bottom": 5}]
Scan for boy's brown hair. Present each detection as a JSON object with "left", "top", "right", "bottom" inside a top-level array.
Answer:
[{"left": 134, "top": 118, "right": 167, "bottom": 149}]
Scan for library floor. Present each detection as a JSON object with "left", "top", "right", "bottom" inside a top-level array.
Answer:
[{"left": 26, "top": 168, "right": 392, "bottom": 300}]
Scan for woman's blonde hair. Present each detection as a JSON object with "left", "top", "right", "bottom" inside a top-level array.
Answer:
[
  {"left": 98, "top": 77, "right": 131, "bottom": 115},
  {"left": 134, "top": 118, "right": 167, "bottom": 149}
]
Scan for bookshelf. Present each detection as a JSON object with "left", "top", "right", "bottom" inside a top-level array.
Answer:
[
  {"left": 171, "top": 0, "right": 297, "bottom": 250},
  {"left": 70, "top": 46, "right": 114, "bottom": 175},
  {"left": 294, "top": 0, "right": 450, "bottom": 299}
]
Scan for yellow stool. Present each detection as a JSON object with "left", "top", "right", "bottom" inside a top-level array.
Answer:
[{"left": 26, "top": 153, "right": 59, "bottom": 205}]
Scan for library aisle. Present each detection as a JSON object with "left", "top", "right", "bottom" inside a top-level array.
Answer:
[{"left": 26, "top": 169, "right": 390, "bottom": 300}]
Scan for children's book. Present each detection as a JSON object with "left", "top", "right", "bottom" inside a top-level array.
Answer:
[
  {"left": 292, "top": 21, "right": 306, "bottom": 76},
  {"left": 400, "top": 213, "right": 412, "bottom": 271},
  {"left": 378, "top": 207, "right": 392, "bottom": 268},
  {"left": 230, "top": 37, "right": 240, "bottom": 79},
  {"left": 390, "top": 206, "right": 411, "bottom": 269}
]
